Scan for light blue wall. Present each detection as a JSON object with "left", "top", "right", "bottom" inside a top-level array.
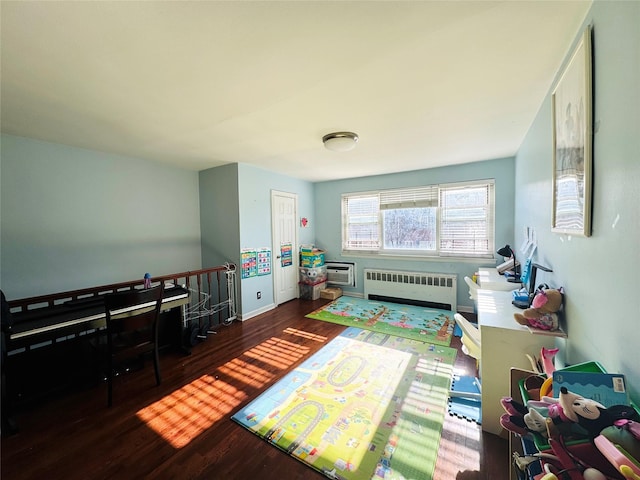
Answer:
[
  {"left": 199, "top": 163, "right": 241, "bottom": 269},
  {"left": 514, "top": 2, "right": 640, "bottom": 400},
  {"left": 314, "top": 157, "right": 516, "bottom": 311},
  {"left": 198, "top": 162, "right": 315, "bottom": 317},
  {"left": 0, "top": 134, "right": 202, "bottom": 299},
  {"left": 236, "top": 163, "right": 315, "bottom": 317}
]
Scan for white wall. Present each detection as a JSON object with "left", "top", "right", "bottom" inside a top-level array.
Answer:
[
  {"left": 514, "top": 2, "right": 640, "bottom": 400},
  {"left": 1, "top": 134, "right": 202, "bottom": 299}
]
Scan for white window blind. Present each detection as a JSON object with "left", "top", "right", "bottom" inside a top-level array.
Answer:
[
  {"left": 342, "top": 180, "right": 495, "bottom": 258},
  {"left": 379, "top": 186, "right": 438, "bottom": 209},
  {"left": 342, "top": 194, "right": 380, "bottom": 250},
  {"left": 439, "top": 182, "right": 495, "bottom": 256}
]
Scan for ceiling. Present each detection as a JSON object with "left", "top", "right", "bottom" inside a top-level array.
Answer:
[{"left": 1, "top": 1, "right": 591, "bottom": 182}]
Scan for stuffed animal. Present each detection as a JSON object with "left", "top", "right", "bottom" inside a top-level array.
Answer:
[
  {"left": 558, "top": 386, "right": 639, "bottom": 437},
  {"left": 514, "top": 287, "right": 564, "bottom": 331},
  {"left": 499, "top": 386, "right": 635, "bottom": 439},
  {"left": 500, "top": 394, "right": 576, "bottom": 438}
]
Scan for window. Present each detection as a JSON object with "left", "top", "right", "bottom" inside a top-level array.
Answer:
[{"left": 342, "top": 180, "right": 495, "bottom": 258}]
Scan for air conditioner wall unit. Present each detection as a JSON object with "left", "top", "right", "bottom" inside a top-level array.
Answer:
[{"left": 325, "top": 261, "right": 356, "bottom": 287}]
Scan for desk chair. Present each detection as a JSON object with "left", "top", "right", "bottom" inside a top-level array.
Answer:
[
  {"left": 464, "top": 276, "right": 480, "bottom": 301},
  {"left": 102, "top": 283, "right": 164, "bottom": 407},
  {"left": 455, "top": 313, "right": 481, "bottom": 362},
  {"left": 450, "top": 313, "right": 482, "bottom": 400}
]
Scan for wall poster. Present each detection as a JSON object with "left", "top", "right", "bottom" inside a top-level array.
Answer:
[
  {"left": 551, "top": 25, "right": 593, "bottom": 237},
  {"left": 280, "top": 243, "right": 293, "bottom": 267},
  {"left": 241, "top": 249, "right": 257, "bottom": 279},
  {"left": 257, "top": 248, "right": 271, "bottom": 276}
]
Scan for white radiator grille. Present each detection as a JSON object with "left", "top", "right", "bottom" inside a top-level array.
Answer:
[{"left": 364, "top": 269, "right": 457, "bottom": 312}]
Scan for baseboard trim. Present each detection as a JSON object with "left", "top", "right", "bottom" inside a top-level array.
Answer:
[
  {"left": 238, "top": 303, "right": 276, "bottom": 321},
  {"left": 239, "top": 297, "right": 473, "bottom": 319},
  {"left": 343, "top": 292, "right": 363, "bottom": 299}
]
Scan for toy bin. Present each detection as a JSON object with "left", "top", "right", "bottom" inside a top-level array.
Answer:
[
  {"left": 299, "top": 280, "right": 326, "bottom": 300},
  {"left": 517, "top": 361, "right": 636, "bottom": 478},
  {"left": 300, "top": 250, "right": 325, "bottom": 268},
  {"left": 299, "top": 266, "right": 327, "bottom": 285},
  {"left": 320, "top": 287, "right": 342, "bottom": 300},
  {"left": 556, "top": 360, "right": 606, "bottom": 374}
]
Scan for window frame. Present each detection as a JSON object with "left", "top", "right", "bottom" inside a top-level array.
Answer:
[{"left": 341, "top": 179, "right": 495, "bottom": 260}]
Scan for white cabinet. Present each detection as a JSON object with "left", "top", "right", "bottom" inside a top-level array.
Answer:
[{"left": 477, "top": 289, "right": 557, "bottom": 435}]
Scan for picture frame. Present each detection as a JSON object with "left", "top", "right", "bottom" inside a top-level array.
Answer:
[{"left": 551, "top": 25, "right": 593, "bottom": 237}]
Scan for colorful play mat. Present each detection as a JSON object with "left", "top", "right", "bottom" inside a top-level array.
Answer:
[
  {"left": 306, "top": 296, "right": 455, "bottom": 347},
  {"left": 232, "top": 327, "right": 456, "bottom": 480}
]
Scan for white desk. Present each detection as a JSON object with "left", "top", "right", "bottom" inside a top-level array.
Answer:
[
  {"left": 477, "top": 267, "right": 520, "bottom": 291},
  {"left": 477, "top": 289, "right": 557, "bottom": 435}
]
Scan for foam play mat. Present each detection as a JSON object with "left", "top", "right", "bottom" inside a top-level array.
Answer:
[
  {"left": 448, "top": 376, "right": 482, "bottom": 424},
  {"left": 232, "top": 327, "right": 456, "bottom": 480},
  {"left": 305, "top": 296, "right": 455, "bottom": 347}
]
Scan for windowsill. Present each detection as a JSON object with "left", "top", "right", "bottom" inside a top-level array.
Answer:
[{"left": 340, "top": 251, "right": 498, "bottom": 265}]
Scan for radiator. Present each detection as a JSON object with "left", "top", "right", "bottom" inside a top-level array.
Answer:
[{"left": 363, "top": 268, "right": 457, "bottom": 312}]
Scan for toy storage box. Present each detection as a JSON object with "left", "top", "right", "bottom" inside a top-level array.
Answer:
[
  {"left": 320, "top": 287, "right": 342, "bottom": 300},
  {"left": 299, "top": 281, "right": 326, "bottom": 300},
  {"left": 299, "top": 266, "right": 327, "bottom": 285},
  {"left": 300, "top": 248, "right": 325, "bottom": 268}
]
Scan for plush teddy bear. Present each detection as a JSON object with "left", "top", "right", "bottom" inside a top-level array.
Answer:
[{"left": 514, "top": 287, "right": 564, "bottom": 331}]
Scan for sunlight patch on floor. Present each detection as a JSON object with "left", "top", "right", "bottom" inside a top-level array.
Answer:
[
  {"left": 244, "top": 337, "right": 310, "bottom": 369},
  {"left": 219, "top": 357, "right": 274, "bottom": 386},
  {"left": 137, "top": 374, "right": 247, "bottom": 448},
  {"left": 453, "top": 365, "right": 477, "bottom": 377},
  {"left": 137, "top": 335, "right": 312, "bottom": 448},
  {"left": 435, "top": 423, "right": 481, "bottom": 478},
  {"left": 282, "top": 327, "right": 328, "bottom": 342}
]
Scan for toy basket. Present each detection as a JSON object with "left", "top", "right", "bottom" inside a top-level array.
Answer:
[
  {"left": 519, "top": 362, "right": 607, "bottom": 452},
  {"left": 518, "top": 361, "right": 637, "bottom": 478}
]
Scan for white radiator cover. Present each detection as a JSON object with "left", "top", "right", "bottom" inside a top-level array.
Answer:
[{"left": 363, "top": 268, "right": 457, "bottom": 312}]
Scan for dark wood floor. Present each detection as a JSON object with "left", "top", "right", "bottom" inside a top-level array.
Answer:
[{"left": 1, "top": 298, "right": 508, "bottom": 480}]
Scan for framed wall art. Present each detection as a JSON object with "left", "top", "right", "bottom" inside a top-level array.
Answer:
[{"left": 551, "top": 25, "right": 593, "bottom": 236}]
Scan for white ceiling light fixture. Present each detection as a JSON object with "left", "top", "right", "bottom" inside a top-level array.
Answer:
[{"left": 322, "top": 132, "right": 359, "bottom": 152}]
